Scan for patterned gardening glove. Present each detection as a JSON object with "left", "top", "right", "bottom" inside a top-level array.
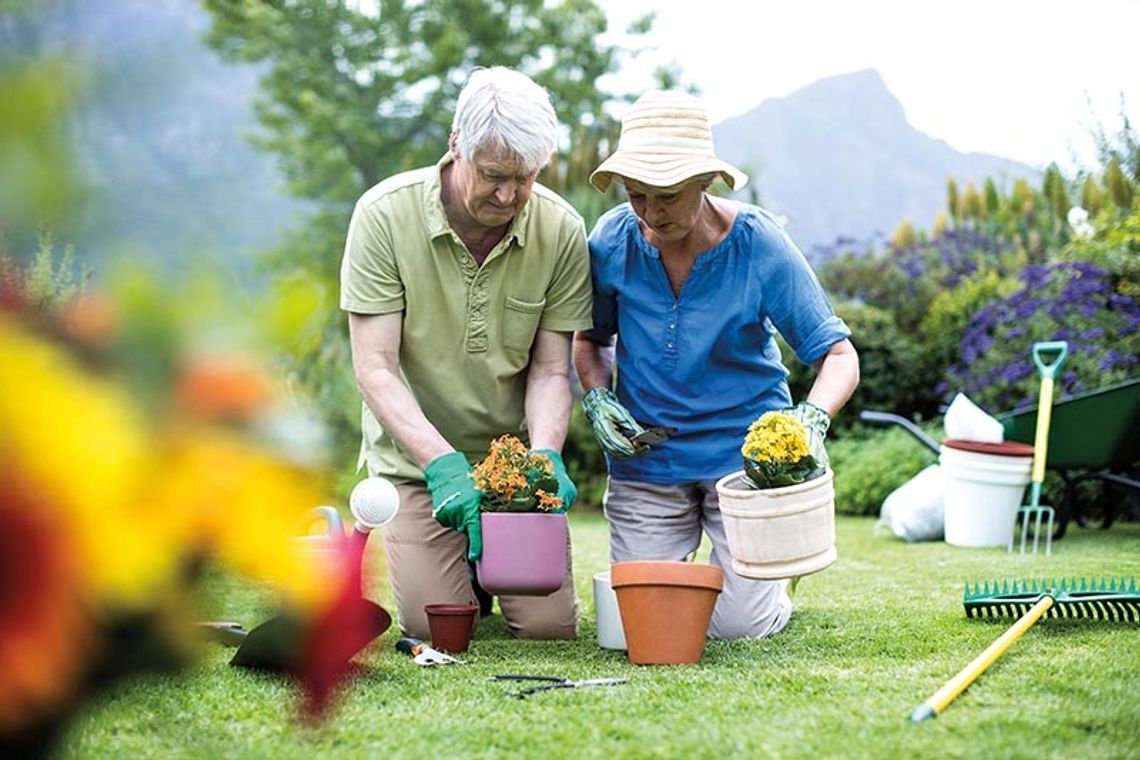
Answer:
[
  {"left": 785, "top": 400, "right": 831, "bottom": 471},
  {"left": 534, "top": 449, "right": 576, "bottom": 513},
  {"left": 425, "top": 451, "right": 484, "bottom": 560},
  {"left": 581, "top": 387, "right": 648, "bottom": 459}
]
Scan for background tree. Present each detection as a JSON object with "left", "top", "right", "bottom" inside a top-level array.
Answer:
[{"left": 201, "top": 0, "right": 651, "bottom": 471}]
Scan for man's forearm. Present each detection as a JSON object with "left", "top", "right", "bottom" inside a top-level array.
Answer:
[{"left": 356, "top": 365, "right": 453, "bottom": 468}]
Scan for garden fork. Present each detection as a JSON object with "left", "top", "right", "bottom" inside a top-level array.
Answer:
[{"left": 1010, "top": 342, "right": 1067, "bottom": 556}]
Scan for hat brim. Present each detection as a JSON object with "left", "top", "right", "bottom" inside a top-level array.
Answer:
[{"left": 590, "top": 154, "right": 748, "bottom": 194}]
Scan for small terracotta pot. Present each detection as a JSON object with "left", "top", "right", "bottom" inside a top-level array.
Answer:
[
  {"left": 423, "top": 603, "right": 478, "bottom": 653},
  {"left": 611, "top": 561, "right": 723, "bottom": 665},
  {"left": 476, "top": 512, "right": 568, "bottom": 596}
]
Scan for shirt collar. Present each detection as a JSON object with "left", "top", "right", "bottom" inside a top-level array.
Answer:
[{"left": 423, "top": 152, "right": 531, "bottom": 248}]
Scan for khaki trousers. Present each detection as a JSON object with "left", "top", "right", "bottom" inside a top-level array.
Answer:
[{"left": 384, "top": 483, "right": 578, "bottom": 640}]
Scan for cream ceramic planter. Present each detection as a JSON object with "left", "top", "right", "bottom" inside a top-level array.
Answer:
[{"left": 715, "top": 468, "right": 837, "bottom": 579}]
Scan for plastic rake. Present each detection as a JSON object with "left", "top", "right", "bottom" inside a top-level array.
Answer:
[{"left": 911, "top": 577, "right": 1140, "bottom": 722}]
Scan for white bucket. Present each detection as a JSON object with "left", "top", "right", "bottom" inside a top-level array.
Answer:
[
  {"left": 593, "top": 571, "right": 627, "bottom": 650},
  {"left": 940, "top": 444, "right": 1033, "bottom": 547}
]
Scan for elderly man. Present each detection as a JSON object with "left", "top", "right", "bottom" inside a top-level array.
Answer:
[{"left": 340, "top": 67, "right": 591, "bottom": 640}]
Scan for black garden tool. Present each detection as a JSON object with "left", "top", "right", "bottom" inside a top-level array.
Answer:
[{"left": 490, "top": 674, "right": 626, "bottom": 699}]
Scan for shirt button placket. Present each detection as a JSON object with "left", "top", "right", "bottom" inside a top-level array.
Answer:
[
  {"left": 663, "top": 302, "right": 679, "bottom": 369},
  {"left": 465, "top": 266, "right": 489, "bottom": 353}
]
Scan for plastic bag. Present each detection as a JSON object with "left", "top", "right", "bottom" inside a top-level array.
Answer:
[
  {"left": 877, "top": 464, "right": 945, "bottom": 542},
  {"left": 943, "top": 393, "right": 1003, "bottom": 442}
]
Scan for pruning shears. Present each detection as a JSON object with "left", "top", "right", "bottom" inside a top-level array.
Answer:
[
  {"left": 490, "top": 674, "right": 627, "bottom": 698},
  {"left": 396, "top": 637, "right": 461, "bottom": 666},
  {"left": 620, "top": 425, "right": 678, "bottom": 447}
]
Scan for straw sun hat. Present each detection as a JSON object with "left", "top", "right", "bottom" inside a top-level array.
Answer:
[{"left": 590, "top": 90, "right": 748, "bottom": 193}]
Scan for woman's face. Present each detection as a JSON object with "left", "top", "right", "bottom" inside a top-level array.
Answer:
[{"left": 624, "top": 179, "right": 706, "bottom": 244}]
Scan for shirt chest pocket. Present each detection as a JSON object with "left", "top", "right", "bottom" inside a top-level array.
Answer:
[{"left": 501, "top": 296, "right": 546, "bottom": 353}]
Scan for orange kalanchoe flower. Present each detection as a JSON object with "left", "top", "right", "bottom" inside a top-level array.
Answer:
[{"left": 472, "top": 435, "right": 563, "bottom": 512}]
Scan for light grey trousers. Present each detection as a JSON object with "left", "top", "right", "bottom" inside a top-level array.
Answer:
[{"left": 604, "top": 477, "right": 792, "bottom": 639}]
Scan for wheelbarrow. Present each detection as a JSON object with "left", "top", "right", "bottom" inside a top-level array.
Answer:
[
  {"left": 863, "top": 375, "right": 1140, "bottom": 540},
  {"left": 996, "top": 375, "right": 1140, "bottom": 537}
]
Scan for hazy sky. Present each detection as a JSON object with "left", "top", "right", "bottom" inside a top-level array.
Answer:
[{"left": 595, "top": 0, "right": 1139, "bottom": 171}]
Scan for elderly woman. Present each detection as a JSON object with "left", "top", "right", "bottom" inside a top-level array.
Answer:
[{"left": 573, "top": 90, "right": 859, "bottom": 639}]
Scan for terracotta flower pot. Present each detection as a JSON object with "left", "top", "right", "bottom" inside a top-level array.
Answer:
[
  {"left": 475, "top": 512, "right": 567, "bottom": 596},
  {"left": 715, "top": 468, "right": 837, "bottom": 580},
  {"left": 610, "top": 561, "right": 723, "bottom": 665},
  {"left": 423, "top": 603, "right": 478, "bottom": 653}
]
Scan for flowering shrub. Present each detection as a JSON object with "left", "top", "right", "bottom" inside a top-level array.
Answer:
[
  {"left": 740, "top": 412, "right": 823, "bottom": 489},
  {"left": 943, "top": 260, "right": 1140, "bottom": 412},
  {"left": 472, "top": 435, "right": 563, "bottom": 512},
  {"left": 0, "top": 262, "right": 364, "bottom": 754}
]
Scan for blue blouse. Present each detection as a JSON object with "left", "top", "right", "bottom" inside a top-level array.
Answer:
[{"left": 583, "top": 202, "right": 851, "bottom": 484}]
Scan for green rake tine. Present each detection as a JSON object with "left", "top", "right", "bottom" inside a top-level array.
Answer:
[{"left": 963, "top": 576, "right": 1140, "bottom": 621}]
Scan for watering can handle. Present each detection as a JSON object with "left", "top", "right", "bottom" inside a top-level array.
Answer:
[
  {"left": 308, "top": 505, "right": 345, "bottom": 538},
  {"left": 1032, "top": 341, "right": 1068, "bottom": 379}
]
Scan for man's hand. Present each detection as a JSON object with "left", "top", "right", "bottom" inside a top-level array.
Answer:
[
  {"left": 534, "top": 449, "right": 576, "bottom": 513},
  {"left": 424, "top": 451, "right": 484, "bottom": 560},
  {"left": 785, "top": 400, "right": 831, "bottom": 470},
  {"left": 581, "top": 387, "right": 649, "bottom": 459}
]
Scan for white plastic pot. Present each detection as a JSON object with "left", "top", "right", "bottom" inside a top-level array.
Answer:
[{"left": 593, "top": 571, "right": 627, "bottom": 650}]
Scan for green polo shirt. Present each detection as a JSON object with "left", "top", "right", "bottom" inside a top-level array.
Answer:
[{"left": 340, "top": 154, "right": 592, "bottom": 482}]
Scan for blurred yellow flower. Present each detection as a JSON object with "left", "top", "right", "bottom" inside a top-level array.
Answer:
[{"left": 0, "top": 318, "right": 176, "bottom": 607}]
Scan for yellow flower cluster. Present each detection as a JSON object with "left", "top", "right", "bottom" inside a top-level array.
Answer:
[
  {"left": 471, "top": 434, "right": 562, "bottom": 511},
  {"left": 0, "top": 314, "right": 336, "bottom": 730},
  {"left": 741, "top": 411, "right": 810, "bottom": 465}
]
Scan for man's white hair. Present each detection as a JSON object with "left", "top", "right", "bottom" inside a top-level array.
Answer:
[{"left": 452, "top": 67, "right": 558, "bottom": 174}]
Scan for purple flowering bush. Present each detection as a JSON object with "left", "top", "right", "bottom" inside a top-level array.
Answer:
[
  {"left": 943, "top": 260, "right": 1140, "bottom": 412},
  {"left": 816, "top": 230, "right": 1024, "bottom": 419}
]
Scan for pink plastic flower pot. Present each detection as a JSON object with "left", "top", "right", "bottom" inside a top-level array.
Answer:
[{"left": 475, "top": 512, "right": 568, "bottom": 596}]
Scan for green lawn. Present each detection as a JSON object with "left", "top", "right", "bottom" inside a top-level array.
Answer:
[{"left": 61, "top": 512, "right": 1140, "bottom": 759}]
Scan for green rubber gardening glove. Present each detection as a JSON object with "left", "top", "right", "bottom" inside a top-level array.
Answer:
[
  {"left": 534, "top": 449, "right": 576, "bottom": 513},
  {"left": 425, "top": 451, "right": 484, "bottom": 560},
  {"left": 581, "top": 387, "right": 648, "bottom": 459},
  {"left": 785, "top": 400, "right": 831, "bottom": 470}
]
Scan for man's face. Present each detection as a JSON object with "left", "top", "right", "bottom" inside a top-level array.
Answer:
[{"left": 454, "top": 143, "right": 538, "bottom": 229}]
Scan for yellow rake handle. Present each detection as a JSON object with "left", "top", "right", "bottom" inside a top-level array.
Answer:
[{"left": 911, "top": 595, "right": 1054, "bottom": 722}]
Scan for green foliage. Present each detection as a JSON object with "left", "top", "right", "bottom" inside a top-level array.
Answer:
[
  {"left": 919, "top": 269, "right": 1022, "bottom": 403},
  {"left": 1059, "top": 207, "right": 1140, "bottom": 298},
  {"left": 1, "top": 230, "right": 89, "bottom": 309},
  {"left": 830, "top": 426, "right": 938, "bottom": 516},
  {"left": 795, "top": 302, "right": 927, "bottom": 425},
  {"left": 1104, "top": 158, "right": 1135, "bottom": 210},
  {"left": 0, "top": 24, "right": 84, "bottom": 239}
]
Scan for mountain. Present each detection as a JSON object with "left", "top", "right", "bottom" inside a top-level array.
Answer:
[
  {"left": 712, "top": 69, "right": 1039, "bottom": 257},
  {"left": 4, "top": 0, "right": 309, "bottom": 277}
]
